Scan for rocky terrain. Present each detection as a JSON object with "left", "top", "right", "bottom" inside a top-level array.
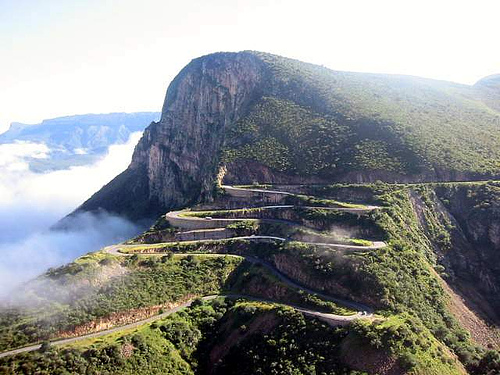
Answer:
[
  {"left": 76, "top": 51, "right": 500, "bottom": 221},
  {"left": 1, "top": 52, "right": 499, "bottom": 374}
]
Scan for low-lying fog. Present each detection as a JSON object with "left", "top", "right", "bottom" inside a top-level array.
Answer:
[{"left": 0, "top": 132, "right": 143, "bottom": 297}]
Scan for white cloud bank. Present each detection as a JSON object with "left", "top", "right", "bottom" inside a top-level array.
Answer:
[{"left": 0, "top": 132, "right": 143, "bottom": 297}]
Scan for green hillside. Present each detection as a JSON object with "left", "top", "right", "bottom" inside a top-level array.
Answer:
[
  {"left": 224, "top": 52, "right": 500, "bottom": 181},
  {"left": 75, "top": 51, "right": 500, "bottom": 223},
  {"left": 5, "top": 52, "right": 500, "bottom": 374},
  {"left": 0, "top": 299, "right": 467, "bottom": 375},
  {"left": 4, "top": 181, "right": 500, "bottom": 374}
]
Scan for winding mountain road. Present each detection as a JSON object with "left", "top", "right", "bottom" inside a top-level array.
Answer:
[
  {"left": 118, "top": 237, "right": 387, "bottom": 253},
  {"left": 0, "top": 185, "right": 380, "bottom": 358},
  {"left": 0, "top": 296, "right": 216, "bottom": 359},
  {"left": 164, "top": 184, "right": 385, "bottom": 251},
  {"left": 222, "top": 185, "right": 380, "bottom": 210},
  {"left": 0, "top": 292, "right": 369, "bottom": 359},
  {"left": 105, "top": 244, "right": 374, "bottom": 314}
]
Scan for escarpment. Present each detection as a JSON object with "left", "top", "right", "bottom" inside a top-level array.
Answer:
[
  {"left": 77, "top": 52, "right": 266, "bottom": 220},
  {"left": 76, "top": 51, "right": 500, "bottom": 220},
  {"left": 434, "top": 184, "right": 500, "bottom": 324},
  {"left": 409, "top": 183, "right": 500, "bottom": 329}
]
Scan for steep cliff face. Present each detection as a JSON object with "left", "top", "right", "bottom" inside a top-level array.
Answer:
[
  {"left": 436, "top": 185, "right": 500, "bottom": 323},
  {"left": 412, "top": 183, "right": 500, "bottom": 325},
  {"left": 77, "top": 52, "right": 266, "bottom": 219},
  {"left": 76, "top": 51, "right": 500, "bottom": 220}
]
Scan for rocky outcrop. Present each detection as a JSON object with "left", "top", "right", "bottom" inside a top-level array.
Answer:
[
  {"left": 56, "top": 296, "right": 195, "bottom": 339},
  {"left": 77, "top": 52, "right": 266, "bottom": 220},
  {"left": 74, "top": 52, "right": 500, "bottom": 221},
  {"left": 412, "top": 184, "right": 500, "bottom": 326}
]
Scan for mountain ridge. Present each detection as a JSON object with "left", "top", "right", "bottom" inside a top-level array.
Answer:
[
  {"left": 76, "top": 51, "right": 500, "bottom": 221},
  {"left": 3, "top": 52, "right": 499, "bottom": 375},
  {"left": 0, "top": 112, "right": 160, "bottom": 143},
  {"left": 0, "top": 112, "right": 160, "bottom": 172}
]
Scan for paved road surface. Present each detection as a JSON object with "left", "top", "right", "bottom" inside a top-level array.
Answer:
[
  {"left": 0, "top": 288, "right": 370, "bottom": 358},
  {"left": 0, "top": 296, "right": 218, "bottom": 358},
  {"left": 0, "top": 184, "right": 379, "bottom": 358},
  {"left": 106, "top": 245, "right": 373, "bottom": 314}
]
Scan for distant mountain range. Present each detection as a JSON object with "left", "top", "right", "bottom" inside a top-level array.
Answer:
[{"left": 0, "top": 112, "right": 160, "bottom": 172}]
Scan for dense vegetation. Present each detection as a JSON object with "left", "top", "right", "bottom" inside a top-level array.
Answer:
[
  {"left": 182, "top": 206, "right": 383, "bottom": 236},
  {"left": 0, "top": 253, "right": 241, "bottom": 351},
  {"left": 0, "top": 299, "right": 465, "bottom": 375},
  {"left": 351, "top": 313, "right": 466, "bottom": 375},
  {"left": 412, "top": 182, "right": 500, "bottom": 336},
  {"left": 0, "top": 247, "right": 348, "bottom": 353},
  {"left": 299, "top": 182, "right": 500, "bottom": 371},
  {"left": 168, "top": 182, "right": 500, "bottom": 372},
  {"left": 2, "top": 181, "right": 500, "bottom": 374},
  {"left": 3, "top": 51, "right": 500, "bottom": 375},
  {"left": 222, "top": 52, "right": 500, "bottom": 181}
]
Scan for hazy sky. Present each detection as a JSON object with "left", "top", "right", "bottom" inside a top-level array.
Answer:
[
  {"left": 1, "top": 0, "right": 499, "bottom": 131},
  {"left": 0, "top": 132, "right": 142, "bottom": 294}
]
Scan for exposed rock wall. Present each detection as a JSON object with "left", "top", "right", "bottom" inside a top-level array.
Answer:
[
  {"left": 412, "top": 184, "right": 500, "bottom": 325},
  {"left": 73, "top": 51, "right": 500, "bottom": 222},
  {"left": 77, "top": 52, "right": 266, "bottom": 220}
]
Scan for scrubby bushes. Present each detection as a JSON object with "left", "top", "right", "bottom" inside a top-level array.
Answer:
[
  {"left": 352, "top": 314, "right": 464, "bottom": 374},
  {"left": 226, "top": 220, "right": 258, "bottom": 236},
  {"left": 0, "top": 254, "right": 242, "bottom": 351},
  {"left": 239, "top": 52, "right": 500, "bottom": 178}
]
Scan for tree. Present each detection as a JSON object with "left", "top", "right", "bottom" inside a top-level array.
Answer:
[{"left": 40, "top": 340, "right": 51, "bottom": 352}]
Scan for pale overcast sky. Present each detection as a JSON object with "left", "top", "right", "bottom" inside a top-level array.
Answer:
[{"left": 0, "top": 0, "right": 499, "bottom": 131}]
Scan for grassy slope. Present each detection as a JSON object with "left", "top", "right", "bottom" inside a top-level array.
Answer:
[
  {"left": 0, "top": 248, "right": 352, "bottom": 352},
  {"left": 0, "top": 253, "right": 242, "bottom": 351},
  {"left": 223, "top": 52, "right": 500, "bottom": 179},
  {"left": 300, "top": 182, "right": 500, "bottom": 372},
  {"left": 0, "top": 300, "right": 465, "bottom": 375}
]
